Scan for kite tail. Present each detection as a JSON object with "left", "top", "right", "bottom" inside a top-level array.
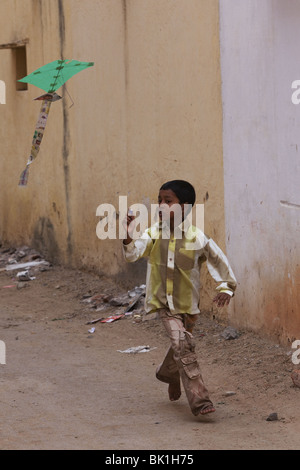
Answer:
[
  {"left": 18, "top": 163, "right": 30, "bottom": 186},
  {"left": 18, "top": 98, "right": 52, "bottom": 187}
]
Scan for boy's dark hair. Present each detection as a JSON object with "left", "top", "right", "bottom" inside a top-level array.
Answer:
[{"left": 160, "top": 180, "right": 196, "bottom": 206}]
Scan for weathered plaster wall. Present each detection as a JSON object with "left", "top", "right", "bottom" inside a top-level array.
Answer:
[
  {"left": 0, "top": 0, "right": 224, "bottom": 307},
  {"left": 220, "top": 0, "right": 300, "bottom": 342}
]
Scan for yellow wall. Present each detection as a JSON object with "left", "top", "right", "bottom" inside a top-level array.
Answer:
[{"left": 0, "top": 0, "right": 224, "bottom": 306}]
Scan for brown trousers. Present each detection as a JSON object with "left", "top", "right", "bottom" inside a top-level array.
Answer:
[{"left": 156, "top": 309, "right": 213, "bottom": 416}]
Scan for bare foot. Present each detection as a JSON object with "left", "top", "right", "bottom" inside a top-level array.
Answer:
[
  {"left": 199, "top": 405, "right": 216, "bottom": 415},
  {"left": 168, "top": 382, "right": 181, "bottom": 401}
]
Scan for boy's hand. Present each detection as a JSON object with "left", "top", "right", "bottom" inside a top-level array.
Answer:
[
  {"left": 122, "top": 213, "right": 136, "bottom": 245},
  {"left": 213, "top": 292, "right": 232, "bottom": 307}
]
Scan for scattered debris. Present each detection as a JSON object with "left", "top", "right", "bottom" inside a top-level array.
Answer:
[
  {"left": 109, "top": 293, "right": 131, "bottom": 307},
  {"left": 83, "top": 284, "right": 146, "bottom": 324},
  {"left": 117, "top": 345, "right": 157, "bottom": 354},
  {"left": 128, "top": 284, "right": 146, "bottom": 297},
  {"left": 220, "top": 326, "right": 240, "bottom": 340},
  {"left": 0, "top": 246, "right": 51, "bottom": 274},
  {"left": 88, "top": 327, "right": 95, "bottom": 334},
  {"left": 266, "top": 412, "right": 278, "bottom": 422},
  {"left": 124, "top": 287, "right": 146, "bottom": 313},
  {"left": 16, "top": 270, "right": 36, "bottom": 281},
  {"left": 0, "top": 245, "right": 51, "bottom": 291},
  {"left": 291, "top": 370, "right": 300, "bottom": 388}
]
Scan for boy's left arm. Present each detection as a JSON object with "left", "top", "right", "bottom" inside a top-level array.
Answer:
[{"left": 203, "top": 237, "right": 237, "bottom": 308}]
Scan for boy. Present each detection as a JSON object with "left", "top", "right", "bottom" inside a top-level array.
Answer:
[{"left": 122, "top": 180, "right": 237, "bottom": 416}]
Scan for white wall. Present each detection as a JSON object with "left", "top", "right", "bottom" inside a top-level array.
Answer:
[{"left": 219, "top": 0, "right": 300, "bottom": 342}]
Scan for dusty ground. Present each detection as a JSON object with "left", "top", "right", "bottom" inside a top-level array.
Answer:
[{"left": 0, "top": 246, "right": 300, "bottom": 451}]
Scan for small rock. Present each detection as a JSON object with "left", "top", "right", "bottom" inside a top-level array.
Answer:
[
  {"left": 17, "top": 282, "right": 29, "bottom": 290},
  {"left": 291, "top": 370, "right": 300, "bottom": 388},
  {"left": 223, "top": 391, "right": 236, "bottom": 397},
  {"left": 266, "top": 413, "right": 278, "bottom": 421},
  {"left": 82, "top": 293, "right": 92, "bottom": 299},
  {"left": 220, "top": 326, "right": 240, "bottom": 340},
  {"left": 39, "top": 265, "right": 50, "bottom": 272}
]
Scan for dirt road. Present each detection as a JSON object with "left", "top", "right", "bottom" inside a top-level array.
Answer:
[{"left": 0, "top": 248, "right": 300, "bottom": 450}]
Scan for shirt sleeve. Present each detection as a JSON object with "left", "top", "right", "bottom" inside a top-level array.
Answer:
[
  {"left": 203, "top": 238, "right": 237, "bottom": 296},
  {"left": 122, "top": 231, "right": 153, "bottom": 262}
]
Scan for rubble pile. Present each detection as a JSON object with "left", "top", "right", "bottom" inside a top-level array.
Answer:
[
  {"left": 0, "top": 245, "right": 51, "bottom": 288},
  {"left": 82, "top": 284, "right": 146, "bottom": 324}
]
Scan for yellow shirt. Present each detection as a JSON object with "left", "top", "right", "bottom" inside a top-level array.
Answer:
[{"left": 122, "top": 222, "right": 237, "bottom": 315}]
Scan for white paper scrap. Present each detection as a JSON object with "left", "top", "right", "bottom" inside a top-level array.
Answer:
[{"left": 117, "top": 345, "right": 157, "bottom": 354}]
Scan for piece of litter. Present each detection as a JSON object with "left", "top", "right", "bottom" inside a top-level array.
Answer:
[
  {"left": 5, "top": 260, "right": 48, "bottom": 271},
  {"left": 128, "top": 284, "right": 146, "bottom": 297},
  {"left": 2, "top": 285, "right": 15, "bottom": 288},
  {"left": 100, "top": 314, "right": 124, "bottom": 323},
  {"left": 117, "top": 345, "right": 157, "bottom": 354},
  {"left": 88, "top": 327, "right": 95, "bottom": 334},
  {"left": 16, "top": 270, "right": 36, "bottom": 281},
  {"left": 223, "top": 391, "right": 236, "bottom": 397}
]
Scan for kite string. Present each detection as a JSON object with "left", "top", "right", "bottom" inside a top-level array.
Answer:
[
  {"left": 60, "top": 69, "right": 75, "bottom": 108},
  {"left": 64, "top": 85, "right": 74, "bottom": 108}
]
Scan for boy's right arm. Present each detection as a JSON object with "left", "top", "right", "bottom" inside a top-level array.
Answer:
[
  {"left": 122, "top": 213, "right": 135, "bottom": 245},
  {"left": 122, "top": 214, "right": 153, "bottom": 262}
]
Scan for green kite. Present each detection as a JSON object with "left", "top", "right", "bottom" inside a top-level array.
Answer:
[{"left": 18, "top": 59, "right": 94, "bottom": 186}]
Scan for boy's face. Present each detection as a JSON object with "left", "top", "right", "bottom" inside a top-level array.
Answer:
[{"left": 158, "top": 189, "right": 183, "bottom": 227}]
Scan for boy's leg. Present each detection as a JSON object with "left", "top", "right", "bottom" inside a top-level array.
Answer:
[
  {"left": 155, "top": 313, "right": 197, "bottom": 400},
  {"left": 156, "top": 345, "right": 181, "bottom": 400},
  {"left": 158, "top": 309, "right": 215, "bottom": 416}
]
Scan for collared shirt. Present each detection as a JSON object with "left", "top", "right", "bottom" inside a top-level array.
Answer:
[{"left": 122, "top": 222, "right": 237, "bottom": 315}]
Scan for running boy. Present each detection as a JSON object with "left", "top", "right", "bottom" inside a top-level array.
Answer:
[{"left": 122, "top": 180, "right": 237, "bottom": 416}]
